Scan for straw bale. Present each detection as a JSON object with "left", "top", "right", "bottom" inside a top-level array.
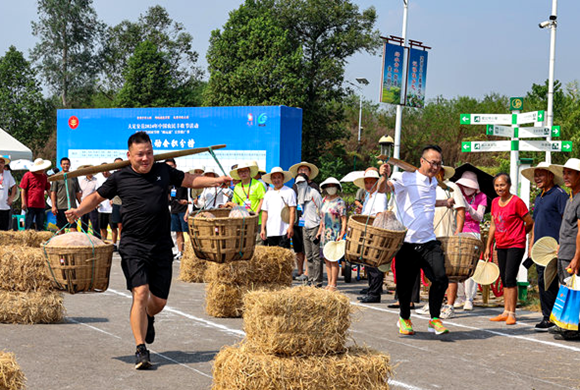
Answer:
[
  {"left": 0, "top": 351, "right": 26, "bottom": 390},
  {"left": 0, "top": 230, "right": 53, "bottom": 248},
  {"left": 0, "top": 291, "right": 65, "bottom": 324},
  {"left": 212, "top": 343, "right": 392, "bottom": 390},
  {"left": 178, "top": 242, "right": 207, "bottom": 283},
  {"left": 243, "top": 286, "right": 351, "bottom": 356},
  {"left": 205, "top": 282, "right": 286, "bottom": 318},
  {"left": 204, "top": 246, "right": 294, "bottom": 285},
  {"left": 0, "top": 246, "right": 53, "bottom": 292}
]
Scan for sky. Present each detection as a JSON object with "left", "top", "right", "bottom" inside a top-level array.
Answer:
[{"left": 1, "top": 0, "right": 579, "bottom": 104}]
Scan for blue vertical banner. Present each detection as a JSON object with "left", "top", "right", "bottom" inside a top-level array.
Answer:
[
  {"left": 380, "top": 43, "right": 405, "bottom": 104},
  {"left": 405, "top": 48, "right": 428, "bottom": 108}
]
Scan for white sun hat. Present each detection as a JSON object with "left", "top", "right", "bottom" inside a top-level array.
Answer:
[
  {"left": 29, "top": 158, "right": 52, "bottom": 172},
  {"left": 323, "top": 240, "right": 346, "bottom": 262},
  {"left": 203, "top": 167, "right": 218, "bottom": 177},
  {"left": 550, "top": 158, "right": 580, "bottom": 184},
  {"left": 320, "top": 177, "right": 342, "bottom": 192},
  {"left": 289, "top": 161, "right": 319, "bottom": 180},
  {"left": 262, "top": 167, "right": 293, "bottom": 185},
  {"left": 353, "top": 169, "right": 381, "bottom": 189},
  {"left": 229, "top": 161, "right": 259, "bottom": 180},
  {"left": 521, "top": 162, "right": 564, "bottom": 186}
]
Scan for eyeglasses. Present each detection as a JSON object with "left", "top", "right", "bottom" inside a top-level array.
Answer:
[{"left": 421, "top": 158, "right": 443, "bottom": 168}]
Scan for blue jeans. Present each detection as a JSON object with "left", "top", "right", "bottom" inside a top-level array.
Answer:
[{"left": 25, "top": 208, "right": 45, "bottom": 231}]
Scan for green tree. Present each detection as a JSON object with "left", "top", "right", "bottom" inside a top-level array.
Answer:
[
  {"left": 100, "top": 5, "right": 203, "bottom": 99},
  {"left": 204, "top": 1, "right": 306, "bottom": 107},
  {"left": 31, "top": 0, "right": 105, "bottom": 108},
  {"left": 114, "top": 41, "right": 176, "bottom": 108}
]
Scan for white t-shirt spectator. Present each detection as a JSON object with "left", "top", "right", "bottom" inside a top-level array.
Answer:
[
  {"left": 0, "top": 170, "right": 16, "bottom": 210},
  {"left": 433, "top": 181, "right": 466, "bottom": 237},
  {"left": 361, "top": 191, "right": 387, "bottom": 217},
  {"left": 96, "top": 173, "right": 112, "bottom": 213},
  {"left": 79, "top": 176, "right": 98, "bottom": 201},
  {"left": 199, "top": 187, "right": 232, "bottom": 209},
  {"left": 262, "top": 186, "right": 297, "bottom": 237}
]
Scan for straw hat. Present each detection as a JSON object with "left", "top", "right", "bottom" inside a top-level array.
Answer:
[
  {"left": 289, "top": 161, "right": 319, "bottom": 180},
  {"left": 521, "top": 162, "right": 564, "bottom": 186},
  {"left": 456, "top": 171, "right": 480, "bottom": 191},
  {"left": 250, "top": 161, "right": 266, "bottom": 175},
  {"left": 230, "top": 161, "right": 259, "bottom": 180},
  {"left": 320, "top": 177, "right": 342, "bottom": 192},
  {"left": 439, "top": 165, "right": 455, "bottom": 181},
  {"left": 203, "top": 167, "right": 217, "bottom": 177},
  {"left": 531, "top": 236, "right": 558, "bottom": 267},
  {"left": 29, "top": 158, "right": 51, "bottom": 172},
  {"left": 263, "top": 167, "right": 292, "bottom": 185},
  {"left": 470, "top": 260, "right": 500, "bottom": 285},
  {"left": 550, "top": 158, "right": 580, "bottom": 182},
  {"left": 0, "top": 155, "right": 10, "bottom": 164},
  {"left": 323, "top": 240, "right": 346, "bottom": 262},
  {"left": 353, "top": 169, "right": 380, "bottom": 189}
]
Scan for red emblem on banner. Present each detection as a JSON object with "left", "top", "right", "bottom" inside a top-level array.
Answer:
[{"left": 68, "top": 116, "right": 79, "bottom": 129}]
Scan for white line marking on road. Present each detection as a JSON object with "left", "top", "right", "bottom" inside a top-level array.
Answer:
[
  {"left": 150, "top": 350, "right": 212, "bottom": 378},
  {"left": 389, "top": 379, "right": 428, "bottom": 390},
  {"left": 352, "top": 301, "right": 580, "bottom": 353},
  {"left": 66, "top": 317, "right": 122, "bottom": 339}
]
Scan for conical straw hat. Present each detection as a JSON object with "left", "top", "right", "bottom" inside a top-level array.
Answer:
[
  {"left": 470, "top": 260, "right": 500, "bottom": 285},
  {"left": 544, "top": 258, "right": 558, "bottom": 289},
  {"left": 531, "top": 236, "right": 558, "bottom": 267},
  {"left": 323, "top": 240, "right": 346, "bottom": 262}
]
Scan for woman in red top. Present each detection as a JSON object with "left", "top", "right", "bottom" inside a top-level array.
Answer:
[{"left": 484, "top": 173, "right": 534, "bottom": 325}]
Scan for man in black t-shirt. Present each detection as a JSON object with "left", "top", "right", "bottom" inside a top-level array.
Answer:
[
  {"left": 165, "top": 158, "right": 190, "bottom": 260},
  {"left": 66, "top": 132, "right": 231, "bottom": 370}
]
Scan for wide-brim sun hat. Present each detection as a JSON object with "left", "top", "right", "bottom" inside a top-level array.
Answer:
[
  {"left": 29, "top": 158, "right": 52, "bottom": 172},
  {"left": 230, "top": 161, "right": 259, "bottom": 180},
  {"left": 263, "top": 167, "right": 293, "bottom": 185},
  {"left": 250, "top": 161, "right": 266, "bottom": 174},
  {"left": 440, "top": 165, "right": 455, "bottom": 181},
  {"left": 203, "top": 167, "right": 217, "bottom": 177},
  {"left": 0, "top": 155, "right": 10, "bottom": 164},
  {"left": 450, "top": 163, "right": 496, "bottom": 213},
  {"left": 188, "top": 165, "right": 205, "bottom": 174},
  {"left": 521, "top": 162, "right": 564, "bottom": 187},
  {"left": 323, "top": 240, "right": 346, "bottom": 262},
  {"left": 289, "top": 161, "right": 319, "bottom": 180},
  {"left": 455, "top": 171, "right": 480, "bottom": 191},
  {"left": 550, "top": 158, "right": 580, "bottom": 182},
  {"left": 353, "top": 169, "right": 381, "bottom": 189},
  {"left": 320, "top": 177, "right": 342, "bottom": 192}
]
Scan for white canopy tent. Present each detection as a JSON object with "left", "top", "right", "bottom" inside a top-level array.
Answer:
[{"left": 0, "top": 127, "right": 33, "bottom": 161}]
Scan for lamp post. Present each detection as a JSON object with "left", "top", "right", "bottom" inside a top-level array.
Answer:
[{"left": 353, "top": 77, "right": 369, "bottom": 170}]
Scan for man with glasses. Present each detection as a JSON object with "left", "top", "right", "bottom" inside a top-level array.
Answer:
[{"left": 379, "top": 145, "right": 454, "bottom": 336}]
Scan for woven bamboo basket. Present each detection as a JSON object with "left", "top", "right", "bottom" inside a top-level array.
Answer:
[
  {"left": 439, "top": 236, "right": 483, "bottom": 282},
  {"left": 188, "top": 208, "right": 259, "bottom": 263},
  {"left": 42, "top": 244, "right": 114, "bottom": 294},
  {"left": 345, "top": 215, "right": 407, "bottom": 268}
]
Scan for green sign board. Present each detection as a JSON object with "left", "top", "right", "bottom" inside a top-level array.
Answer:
[{"left": 510, "top": 97, "right": 524, "bottom": 111}]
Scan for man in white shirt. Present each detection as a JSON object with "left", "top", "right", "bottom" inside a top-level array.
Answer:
[
  {"left": 260, "top": 167, "right": 296, "bottom": 248},
  {"left": 96, "top": 164, "right": 117, "bottom": 243},
  {"left": 79, "top": 168, "right": 101, "bottom": 238},
  {"left": 0, "top": 157, "right": 16, "bottom": 231},
  {"left": 380, "top": 145, "right": 454, "bottom": 336}
]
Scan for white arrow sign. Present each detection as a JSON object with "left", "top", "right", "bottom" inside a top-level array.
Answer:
[
  {"left": 515, "top": 110, "right": 545, "bottom": 125},
  {"left": 463, "top": 141, "right": 512, "bottom": 152},
  {"left": 517, "top": 126, "right": 552, "bottom": 138},
  {"left": 519, "top": 140, "right": 562, "bottom": 152},
  {"left": 487, "top": 125, "right": 513, "bottom": 137},
  {"left": 461, "top": 114, "right": 512, "bottom": 125}
]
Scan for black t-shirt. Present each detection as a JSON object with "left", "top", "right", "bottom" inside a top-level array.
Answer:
[
  {"left": 170, "top": 185, "right": 189, "bottom": 214},
  {"left": 97, "top": 162, "right": 185, "bottom": 256}
]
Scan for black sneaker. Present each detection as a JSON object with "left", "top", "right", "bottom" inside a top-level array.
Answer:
[
  {"left": 145, "top": 314, "right": 155, "bottom": 344},
  {"left": 548, "top": 325, "right": 564, "bottom": 334},
  {"left": 534, "top": 319, "right": 555, "bottom": 332},
  {"left": 135, "top": 344, "right": 152, "bottom": 370},
  {"left": 554, "top": 331, "right": 580, "bottom": 341}
]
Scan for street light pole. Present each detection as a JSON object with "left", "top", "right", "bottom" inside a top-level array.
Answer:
[
  {"left": 393, "top": 0, "right": 409, "bottom": 169},
  {"left": 354, "top": 77, "right": 369, "bottom": 170},
  {"left": 545, "top": 0, "right": 558, "bottom": 164}
]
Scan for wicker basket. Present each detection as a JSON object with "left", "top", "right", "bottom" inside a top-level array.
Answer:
[
  {"left": 42, "top": 244, "right": 114, "bottom": 294},
  {"left": 345, "top": 215, "right": 407, "bottom": 268},
  {"left": 188, "top": 208, "right": 259, "bottom": 263},
  {"left": 439, "top": 236, "right": 483, "bottom": 282}
]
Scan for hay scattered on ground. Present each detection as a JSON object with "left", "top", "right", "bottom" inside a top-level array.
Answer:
[
  {"left": 205, "top": 282, "right": 286, "bottom": 318},
  {"left": 0, "top": 351, "right": 26, "bottom": 390},
  {"left": 0, "top": 246, "right": 53, "bottom": 292},
  {"left": 243, "top": 286, "right": 351, "bottom": 356},
  {"left": 0, "top": 230, "right": 53, "bottom": 248},
  {"left": 212, "top": 343, "right": 392, "bottom": 390},
  {"left": 178, "top": 242, "right": 207, "bottom": 283},
  {"left": 0, "top": 291, "right": 65, "bottom": 324}
]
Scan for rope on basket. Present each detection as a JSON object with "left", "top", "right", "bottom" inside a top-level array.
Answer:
[{"left": 358, "top": 179, "right": 381, "bottom": 262}]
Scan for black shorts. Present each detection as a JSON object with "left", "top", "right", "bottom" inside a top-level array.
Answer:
[
  {"left": 111, "top": 204, "right": 122, "bottom": 224},
  {"left": 56, "top": 209, "right": 75, "bottom": 229},
  {"left": 98, "top": 213, "right": 114, "bottom": 230},
  {"left": 120, "top": 250, "right": 173, "bottom": 299},
  {"left": 496, "top": 247, "right": 525, "bottom": 288},
  {"left": 292, "top": 226, "right": 304, "bottom": 253},
  {"left": 265, "top": 235, "right": 291, "bottom": 249}
]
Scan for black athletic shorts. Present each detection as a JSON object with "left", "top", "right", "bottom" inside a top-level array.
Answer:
[
  {"left": 120, "top": 249, "right": 173, "bottom": 300},
  {"left": 292, "top": 225, "right": 304, "bottom": 253},
  {"left": 98, "top": 213, "right": 114, "bottom": 230},
  {"left": 56, "top": 209, "right": 76, "bottom": 230}
]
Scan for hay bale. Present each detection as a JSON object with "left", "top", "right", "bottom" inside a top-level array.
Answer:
[
  {"left": 0, "top": 291, "right": 65, "bottom": 324},
  {"left": 0, "top": 230, "right": 53, "bottom": 248},
  {"left": 178, "top": 243, "right": 207, "bottom": 283},
  {"left": 212, "top": 343, "right": 392, "bottom": 390},
  {"left": 204, "top": 246, "right": 294, "bottom": 285},
  {"left": 205, "top": 282, "right": 286, "bottom": 318},
  {"left": 0, "top": 246, "right": 53, "bottom": 292},
  {"left": 243, "top": 286, "right": 351, "bottom": 356},
  {"left": 0, "top": 351, "right": 26, "bottom": 390}
]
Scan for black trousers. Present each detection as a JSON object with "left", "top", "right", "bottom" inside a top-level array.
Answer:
[
  {"left": 81, "top": 209, "right": 101, "bottom": 239},
  {"left": 367, "top": 266, "right": 384, "bottom": 298},
  {"left": 396, "top": 241, "right": 448, "bottom": 320},
  {"left": 394, "top": 270, "right": 421, "bottom": 303},
  {"left": 0, "top": 210, "right": 10, "bottom": 231},
  {"left": 537, "top": 264, "right": 558, "bottom": 321}
]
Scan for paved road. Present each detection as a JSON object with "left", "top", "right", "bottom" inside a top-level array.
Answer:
[{"left": 2, "top": 254, "right": 579, "bottom": 390}]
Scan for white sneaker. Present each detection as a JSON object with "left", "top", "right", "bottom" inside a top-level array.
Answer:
[
  {"left": 440, "top": 305, "right": 455, "bottom": 319},
  {"left": 463, "top": 300, "right": 474, "bottom": 311},
  {"left": 453, "top": 299, "right": 465, "bottom": 308},
  {"left": 417, "top": 304, "right": 430, "bottom": 315}
]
